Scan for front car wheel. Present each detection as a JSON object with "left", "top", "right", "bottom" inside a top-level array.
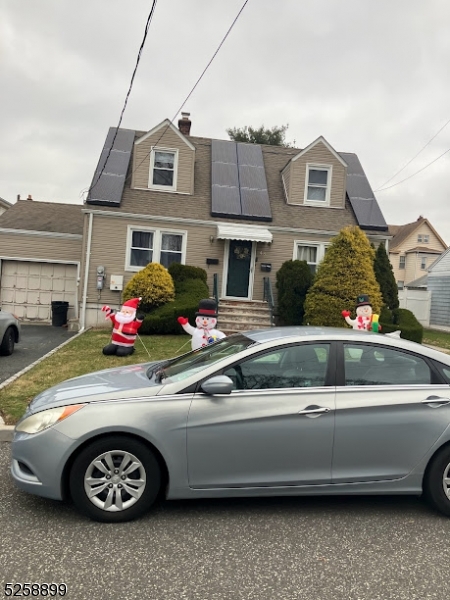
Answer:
[
  {"left": 69, "top": 436, "right": 161, "bottom": 522},
  {"left": 0, "top": 326, "right": 15, "bottom": 356},
  {"left": 424, "top": 446, "right": 450, "bottom": 517}
]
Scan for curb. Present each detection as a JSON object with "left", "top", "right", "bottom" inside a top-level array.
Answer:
[{"left": 0, "top": 328, "right": 89, "bottom": 439}]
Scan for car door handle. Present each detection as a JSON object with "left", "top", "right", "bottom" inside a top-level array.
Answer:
[
  {"left": 422, "top": 396, "right": 450, "bottom": 408},
  {"left": 298, "top": 406, "right": 331, "bottom": 417}
]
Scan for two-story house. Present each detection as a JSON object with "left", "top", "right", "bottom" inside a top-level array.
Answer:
[
  {"left": 0, "top": 115, "right": 390, "bottom": 327},
  {"left": 388, "top": 217, "right": 447, "bottom": 289},
  {"left": 79, "top": 114, "right": 389, "bottom": 328}
]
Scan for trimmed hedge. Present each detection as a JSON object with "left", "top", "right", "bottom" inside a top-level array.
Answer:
[
  {"left": 140, "top": 265, "right": 209, "bottom": 335},
  {"left": 380, "top": 307, "right": 424, "bottom": 343}
]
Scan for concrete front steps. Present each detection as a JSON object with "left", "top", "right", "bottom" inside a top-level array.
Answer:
[{"left": 218, "top": 299, "right": 273, "bottom": 335}]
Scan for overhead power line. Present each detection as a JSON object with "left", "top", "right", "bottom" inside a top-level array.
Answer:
[
  {"left": 375, "top": 146, "right": 450, "bottom": 193},
  {"left": 125, "top": 0, "right": 251, "bottom": 185},
  {"left": 87, "top": 0, "right": 159, "bottom": 197},
  {"left": 374, "top": 116, "right": 450, "bottom": 191}
]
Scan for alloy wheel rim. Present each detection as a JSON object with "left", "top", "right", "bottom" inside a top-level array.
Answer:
[
  {"left": 443, "top": 462, "right": 450, "bottom": 501},
  {"left": 84, "top": 450, "right": 147, "bottom": 512}
]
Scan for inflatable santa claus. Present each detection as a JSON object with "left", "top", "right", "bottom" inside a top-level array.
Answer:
[
  {"left": 177, "top": 298, "right": 226, "bottom": 350},
  {"left": 342, "top": 294, "right": 380, "bottom": 332},
  {"left": 101, "top": 297, "right": 144, "bottom": 356}
]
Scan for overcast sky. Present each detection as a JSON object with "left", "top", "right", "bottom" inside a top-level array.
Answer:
[{"left": 2, "top": 0, "right": 449, "bottom": 242}]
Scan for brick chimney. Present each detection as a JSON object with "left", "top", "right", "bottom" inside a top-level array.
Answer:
[{"left": 178, "top": 112, "right": 192, "bottom": 136}]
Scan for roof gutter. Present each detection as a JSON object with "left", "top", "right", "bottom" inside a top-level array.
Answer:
[{"left": 80, "top": 212, "right": 93, "bottom": 332}]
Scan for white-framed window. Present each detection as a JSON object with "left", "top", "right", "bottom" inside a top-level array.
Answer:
[
  {"left": 397, "top": 280, "right": 404, "bottom": 290},
  {"left": 126, "top": 226, "right": 187, "bottom": 271},
  {"left": 399, "top": 255, "right": 405, "bottom": 269},
  {"left": 417, "top": 234, "right": 422, "bottom": 243},
  {"left": 304, "top": 164, "right": 332, "bottom": 206},
  {"left": 421, "top": 257, "right": 427, "bottom": 270},
  {"left": 293, "top": 242, "right": 329, "bottom": 274},
  {"left": 423, "top": 234, "right": 429, "bottom": 243},
  {"left": 149, "top": 147, "right": 178, "bottom": 191},
  {"left": 418, "top": 234, "right": 430, "bottom": 243}
]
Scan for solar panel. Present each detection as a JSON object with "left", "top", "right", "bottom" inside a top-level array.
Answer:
[
  {"left": 340, "top": 152, "right": 387, "bottom": 231},
  {"left": 87, "top": 128, "right": 135, "bottom": 206},
  {"left": 211, "top": 140, "right": 241, "bottom": 217}
]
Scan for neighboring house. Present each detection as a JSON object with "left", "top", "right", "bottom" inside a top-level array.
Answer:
[
  {"left": 388, "top": 216, "right": 447, "bottom": 289},
  {"left": 79, "top": 114, "right": 389, "bottom": 328},
  {"left": 428, "top": 246, "right": 450, "bottom": 328},
  {"left": 0, "top": 199, "right": 83, "bottom": 321},
  {"left": 0, "top": 197, "right": 12, "bottom": 216}
]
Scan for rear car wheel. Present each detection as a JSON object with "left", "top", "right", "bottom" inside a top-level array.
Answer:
[
  {"left": 424, "top": 446, "right": 450, "bottom": 517},
  {"left": 69, "top": 436, "right": 161, "bottom": 522},
  {"left": 0, "top": 326, "right": 15, "bottom": 356}
]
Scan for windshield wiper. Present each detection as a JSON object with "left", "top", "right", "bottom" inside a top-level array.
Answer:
[{"left": 146, "top": 360, "right": 170, "bottom": 380}]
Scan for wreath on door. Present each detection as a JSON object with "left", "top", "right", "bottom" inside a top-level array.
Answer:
[{"left": 234, "top": 246, "right": 251, "bottom": 260}]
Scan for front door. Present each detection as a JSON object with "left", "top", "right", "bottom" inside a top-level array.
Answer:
[{"left": 225, "top": 240, "right": 253, "bottom": 298}]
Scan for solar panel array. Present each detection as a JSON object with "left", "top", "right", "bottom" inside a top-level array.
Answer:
[
  {"left": 211, "top": 140, "right": 272, "bottom": 221},
  {"left": 86, "top": 127, "right": 135, "bottom": 206}
]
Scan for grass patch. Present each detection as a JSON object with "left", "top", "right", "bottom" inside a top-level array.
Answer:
[
  {"left": 0, "top": 330, "right": 191, "bottom": 425},
  {"left": 423, "top": 329, "right": 450, "bottom": 352}
]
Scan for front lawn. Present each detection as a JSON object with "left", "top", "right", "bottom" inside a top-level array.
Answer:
[
  {"left": 0, "top": 330, "right": 190, "bottom": 425},
  {"left": 423, "top": 328, "right": 450, "bottom": 352}
]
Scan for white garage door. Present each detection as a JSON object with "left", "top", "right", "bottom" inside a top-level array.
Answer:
[{"left": 0, "top": 261, "right": 77, "bottom": 322}]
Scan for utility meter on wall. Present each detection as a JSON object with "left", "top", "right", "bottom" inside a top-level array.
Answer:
[{"left": 96, "top": 266, "right": 105, "bottom": 290}]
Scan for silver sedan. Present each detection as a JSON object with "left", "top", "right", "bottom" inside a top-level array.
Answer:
[{"left": 11, "top": 327, "right": 450, "bottom": 522}]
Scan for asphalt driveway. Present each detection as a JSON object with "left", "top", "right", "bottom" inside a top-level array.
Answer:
[{"left": 0, "top": 324, "right": 76, "bottom": 384}]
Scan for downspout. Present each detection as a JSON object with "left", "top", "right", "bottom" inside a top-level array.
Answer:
[{"left": 80, "top": 212, "right": 93, "bottom": 331}]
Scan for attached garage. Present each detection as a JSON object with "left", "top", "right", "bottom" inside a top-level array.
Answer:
[{"left": 0, "top": 260, "right": 78, "bottom": 322}]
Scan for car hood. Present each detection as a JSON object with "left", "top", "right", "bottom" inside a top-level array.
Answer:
[{"left": 27, "top": 361, "right": 162, "bottom": 413}]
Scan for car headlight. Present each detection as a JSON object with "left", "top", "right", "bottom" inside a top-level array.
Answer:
[{"left": 16, "top": 404, "right": 85, "bottom": 434}]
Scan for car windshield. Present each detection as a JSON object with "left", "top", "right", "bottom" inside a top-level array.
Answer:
[{"left": 151, "top": 334, "right": 257, "bottom": 383}]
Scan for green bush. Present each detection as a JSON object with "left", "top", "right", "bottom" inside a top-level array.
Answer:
[
  {"left": 140, "top": 278, "right": 209, "bottom": 335},
  {"left": 168, "top": 263, "right": 207, "bottom": 285},
  {"left": 276, "top": 260, "right": 313, "bottom": 325},
  {"left": 123, "top": 263, "right": 175, "bottom": 312},
  {"left": 380, "top": 308, "right": 423, "bottom": 343}
]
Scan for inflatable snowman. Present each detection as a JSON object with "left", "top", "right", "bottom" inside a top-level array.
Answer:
[
  {"left": 177, "top": 298, "right": 226, "bottom": 350},
  {"left": 342, "top": 294, "right": 380, "bottom": 332}
]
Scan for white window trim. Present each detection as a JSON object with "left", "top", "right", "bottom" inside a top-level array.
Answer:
[
  {"left": 148, "top": 146, "right": 179, "bottom": 192},
  {"left": 304, "top": 163, "right": 332, "bottom": 206},
  {"left": 417, "top": 234, "right": 422, "bottom": 243},
  {"left": 125, "top": 225, "right": 187, "bottom": 272},
  {"left": 292, "top": 240, "right": 330, "bottom": 271},
  {"left": 399, "top": 255, "right": 406, "bottom": 269}
]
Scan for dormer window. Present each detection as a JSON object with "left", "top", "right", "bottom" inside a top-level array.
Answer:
[
  {"left": 304, "top": 165, "right": 332, "bottom": 206},
  {"left": 149, "top": 148, "right": 178, "bottom": 190}
]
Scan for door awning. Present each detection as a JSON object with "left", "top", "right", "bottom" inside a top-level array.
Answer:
[{"left": 216, "top": 223, "right": 273, "bottom": 243}]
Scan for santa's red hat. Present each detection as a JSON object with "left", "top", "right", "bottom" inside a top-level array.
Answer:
[{"left": 122, "top": 297, "right": 141, "bottom": 311}]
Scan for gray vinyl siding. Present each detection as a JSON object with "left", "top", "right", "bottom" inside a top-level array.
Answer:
[
  {"left": 428, "top": 275, "right": 450, "bottom": 326},
  {"left": 0, "top": 233, "right": 82, "bottom": 263},
  {"left": 132, "top": 127, "right": 195, "bottom": 195}
]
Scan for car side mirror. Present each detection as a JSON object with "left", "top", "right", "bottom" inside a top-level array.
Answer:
[{"left": 201, "top": 375, "right": 234, "bottom": 395}]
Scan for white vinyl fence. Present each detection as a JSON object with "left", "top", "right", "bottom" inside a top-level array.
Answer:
[{"left": 398, "top": 289, "right": 431, "bottom": 327}]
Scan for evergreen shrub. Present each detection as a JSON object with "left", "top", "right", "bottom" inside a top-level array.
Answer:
[
  {"left": 122, "top": 263, "right": 175, "bottom": 312},
  {"left": 380, "top": 308, "right": 423, "bottom": 343},
  {"left": 276, "top": 260, "right": 313, "bottom": 325}
]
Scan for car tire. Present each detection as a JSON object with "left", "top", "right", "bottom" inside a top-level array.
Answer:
[
  {"left": 423, "top": 445, "right": 450, "bottom": 517},
  {"left": 0, "top": 326, "right": 15, "bottom": 356},
  {"left": 69, "top": 436, "right": 161, "bottom": 523}
]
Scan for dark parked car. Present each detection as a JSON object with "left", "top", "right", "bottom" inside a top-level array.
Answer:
[
  {"left": 11, "top": 327, "right": 450, "bottom": 523},
  {"left": 0, "top": 309, "right": 20, "bottom": 355}
]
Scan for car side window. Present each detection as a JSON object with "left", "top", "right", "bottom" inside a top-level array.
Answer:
[
  {"left": 343, "top": 343, "right": 432, "bottom": 386},
  {"left": 223, "top": 344, "right": 330, "bottom": 390}
]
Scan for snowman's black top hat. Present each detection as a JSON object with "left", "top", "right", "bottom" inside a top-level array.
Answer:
[
  {"left": 196, "top": 298, "right": 218, "bottom": 318},
  {"left": 356, "top": 294, "right": 371, "bottom": 307}
]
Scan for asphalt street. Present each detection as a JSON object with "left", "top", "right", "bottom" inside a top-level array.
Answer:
[
  {"left": 1, "top": 444, "right": 450, "bottom": 600},
  {"left": 0, "top": 325, "right": 76, "bottom": 384}
]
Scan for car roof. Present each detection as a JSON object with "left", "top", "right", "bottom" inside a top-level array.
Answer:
[{"left": 242, "top": 326, "right": 450, "bottom": 365}]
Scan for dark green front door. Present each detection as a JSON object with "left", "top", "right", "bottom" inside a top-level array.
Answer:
[{"left": 226, "top": 240, "right": 253, "bottom": 297}]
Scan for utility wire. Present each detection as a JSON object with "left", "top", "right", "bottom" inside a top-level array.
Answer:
[
  {"left": 125, "top": 0, "right": 251, "bottom": 185},
  {"left": 375, "top": 146, "right": 450, "bottom": 193},
  {"left": 87, "top": 0, "right": 159, "bottom": 197},
  {"left": 374, "top": 116, "right": 450, "bottom": 191}
]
